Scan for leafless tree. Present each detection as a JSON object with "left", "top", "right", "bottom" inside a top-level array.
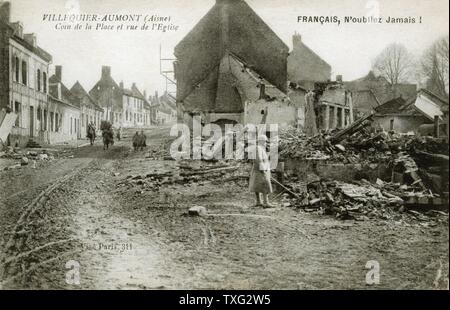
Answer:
[
  {"left": 372, "top": 43, "right": 414, "bottom": 85},
  {"left": 420, "top": 35, "right": 449, "bottom": 97}
]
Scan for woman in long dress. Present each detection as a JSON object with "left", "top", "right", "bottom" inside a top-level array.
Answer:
[{"left": 249, "top": 135, "right": 273, "bottom": 208}]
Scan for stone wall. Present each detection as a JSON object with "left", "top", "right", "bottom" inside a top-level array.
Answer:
[
  {"left": 373, "top": 115, "right": 430, "bottom": 133},
  {"left": 283, "top": 158, "right": 392, "bottom": 183},
  {"left": 244, "top": 99, "right": 296, "bottom": 128}
]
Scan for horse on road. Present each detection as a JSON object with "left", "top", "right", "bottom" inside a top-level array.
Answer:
[{"left": 87, "top": 124, "right": 96, "bottom": 146}]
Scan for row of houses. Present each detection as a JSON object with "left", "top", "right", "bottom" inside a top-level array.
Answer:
[
  {"left": 173, "top": 0, "right": 448, "bottom": 136},
  {"left": 0, "top": 1, "right": 177, "bottom": 147},
  {"left": 150, "top": 91, "right": 177, "bottom": 125}
]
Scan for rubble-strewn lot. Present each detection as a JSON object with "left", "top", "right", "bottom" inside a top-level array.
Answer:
[{"left": 0, "top": 126, "right": 448, "bottom": 290}]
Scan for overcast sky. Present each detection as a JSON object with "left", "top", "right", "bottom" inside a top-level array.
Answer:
[{"left": 9, "top": 0, "right": 449, "bottom": 97}]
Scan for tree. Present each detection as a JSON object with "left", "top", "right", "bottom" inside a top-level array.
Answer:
[
  {"left": 372, "top": 43, "right": 414, "bottom": 85},
  {"left": 420, "top": 35, "right": 449, "bottom": 97}
]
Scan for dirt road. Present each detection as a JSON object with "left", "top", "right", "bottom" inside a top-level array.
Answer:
[{"left": 0, "top": 127, "right": 448, "bottom": 290}]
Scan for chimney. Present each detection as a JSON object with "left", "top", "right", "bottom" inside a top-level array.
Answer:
[
  {"left": 10, "top": 22, "right": 23, "bottom": 38},
  {"left": 292, "top": 32, "right": 302, "bottom": 50},
  {"left": 143, "top": 90, "right": 147, "bottom": 99},
  {"left": 24, "top": 33, "right": 37, "bottom": 47},
  {"left": 0, "top": 1, "right": 11, "bottom": 24},
  {"left": 101, "top": 66, "right": 111, "bottom": 79},
  {"left": 119, "top": 81, "right": 124, "bottom": 89},
  {"left": 336, "top": 75, "right": 343, "bottom": 83},
  {"left": 259, "top": 83, "right": 266, "bottom": 100},
  {"left": 57, "top": 83, "right": 62, "bottom": 100},
  {"left": 55, "top": 65, "right": 62, "bottom": 81},
  {"left": 132, "top": 82, "right": 137, "bottom": 89}
]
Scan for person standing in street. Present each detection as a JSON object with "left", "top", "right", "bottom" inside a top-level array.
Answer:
[
  {"left": 132, "top": 131, "right": 140, "bottom": 151},
  {"left": 117, "top": 126, "right": 122, "bottom": 141},
  {"left": 249, "top": 134, "right": 274, "bottom": 208},
  {"left": 139, "top": 130, "right": 147, "bottom": 150}
]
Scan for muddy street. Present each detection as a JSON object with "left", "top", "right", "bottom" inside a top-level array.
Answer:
[{"left": 0, "top": 127, "right": 448, "bottom": 290}]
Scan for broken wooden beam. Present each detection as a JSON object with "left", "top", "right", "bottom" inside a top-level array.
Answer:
[
  {"left": 270, "top": 177, "right": 302, "bottom": 200},
  {"left": 329, "top": 111, "right": 375, "bottom": 143}
]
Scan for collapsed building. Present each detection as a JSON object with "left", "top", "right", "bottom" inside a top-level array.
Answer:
[
  {"left": 345, "top": 71, "right": 418, "bottom": 116},
  {"left": 174, "top": 0, "right": 294, "bottom": 128},
  {"left": 312, "top": 79, "right": 354, "bottom": 131},
  {"left": 170, "top": 0, "right": 448, "bottom": 216},
  {"left": 173, "top": 0, "right": 354, "bottom": 132},
  {"left": 373, "top": 88, "right": 449, "bottom": 135}
]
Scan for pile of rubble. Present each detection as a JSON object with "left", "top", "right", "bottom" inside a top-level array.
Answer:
[
  {"left": 279, "top": 115, "right": 448, "bottom": 172},
  {"left": 279, "top": 123, "right": 449, "bottom": 164},
  {"left": 143, "top": 136, "right": 176, "bottom": 160},
  {"left": 278, "top": 117, "right": 448, "bottom": 220},
  {"left": 282, "top": 175, "right": 446, "bottom": 221},
  {"left": 117, "top": 160, "right": 247, "bottom": 193},
  {"left": 278, "top": 127, "right": 394, "bottom": 163},
  {"left": 117, "top": 171, "right": 177, "bottom": 192},
  {"left": 0, "top": 146, "right": 73, "bottom": 171}
]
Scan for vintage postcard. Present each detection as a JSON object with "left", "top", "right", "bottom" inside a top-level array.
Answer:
[{"left": 0, "top": 0, "right": 448, "bottom": 297}]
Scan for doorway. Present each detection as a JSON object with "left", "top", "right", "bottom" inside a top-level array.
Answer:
[{"left": 29, "top": 106, "right": 34, "bottom": 137}]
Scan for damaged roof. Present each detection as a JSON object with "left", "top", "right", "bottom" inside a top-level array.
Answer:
[
  {"left": 374, "top": 97, "right": 412, "bottom": 115},
  {"left": 352, "top": 89, "right": 381, "bottom": 112},
  {"left": 175, "top": 0, "right": 289, "bottom": 106},
  {"left": 181, "top": 52, "right": 288, "bottom": 114},
  {"left": 375, "top": 89, "right": 449, "bottom": 121},
  {"left": 345, "top": 71, "right": 417, "bottom": 105},
  {"left": 413, "top": 91, "right": 445, "bottom": 121},
  {"left": 319, "top": 85, "right": 349, "bottom": 106}
]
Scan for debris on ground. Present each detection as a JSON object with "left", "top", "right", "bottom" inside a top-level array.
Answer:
[
  {"left": 0, "top": 145, "right": 75, "bottom": 170},
  {"left": 281, "top": 176, "right": 447, "bottom": 222},
  {"left": 279, "top": 123, "right": 449, "bottom": 164},
  {"left": 277, "top": 118, "right": 448, "bottom": 221},
  {"left": 117, "top": 160, "right": 248, "bottom": 193}
]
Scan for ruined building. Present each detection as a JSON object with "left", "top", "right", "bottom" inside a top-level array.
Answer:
[
  {"left": 345, "top": 71, "right": 418, "bottom": 108},
  {"left": 373, "top": 88, "right": 449, "bottom": 135},
  {"left": 314, "top": 80, "right": 354, "bottom": 130},
  {"left": 286, "top": 33, "right": 353, "bottom": 131},
  {"left": 174, "top": 0, "right": 293, "bottom": 127}
]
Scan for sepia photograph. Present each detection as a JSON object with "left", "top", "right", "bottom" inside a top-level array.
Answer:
[{"left": 0, "top": 0, "right": 448, "bottom": 300}]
